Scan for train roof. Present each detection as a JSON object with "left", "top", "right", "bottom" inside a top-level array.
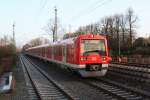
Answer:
[
  {"left": 52, "top": 37, "right": 76, "bottom": 45},
  {"left": 26, "top": 37, "right": 75, "bottom": 51},
  {"left": 79, "top": 34, "right": 106, "bottom": 39},
  {"left": 26, "top": 44, "right": 50, "bottom": 51},
  {"left": 26, "top": 34, "right": 106, "bottom": 50}
]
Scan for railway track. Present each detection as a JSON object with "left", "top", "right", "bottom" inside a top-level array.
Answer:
[
  {"left": 108, "top": 64, "right": 150, "bottom": 83},
  {"left": 111, "top": 63, "right": 150, "bottom": 68},
  {"left": 82, "top": 78, "right": 150, "bottom": 100},
  {"left": 20, "top": 57, "right": 39, "bottom": 100},
  {"left": 20, "top": 54, "right": 75, "bottom": 100}
]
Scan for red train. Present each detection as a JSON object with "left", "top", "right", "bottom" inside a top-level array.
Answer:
[{"left": 25, "top": 34, "right": 112, "bottom": 77}]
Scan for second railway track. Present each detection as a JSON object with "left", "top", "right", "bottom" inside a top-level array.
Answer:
[
  {"left": 83, "top": 78, "right": 150, "bottom": 100},
  {"left": 20, "top": 54, "right": 76, "bottom": 100},
  {"left": 108, "top": 64, "right": 150, "bottom": 83}
]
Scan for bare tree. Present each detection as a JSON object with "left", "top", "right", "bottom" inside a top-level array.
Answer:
[
  {"left": 22, "top": 37, "right": 50, "bottom": 51},
  {"left": 93, "top": 23, "right": 101, "bottom": 34},
  {"left": 107, "top": 16, "right": 115, "bottom": 38},
  {"left": 101, "top": 17, "right": 109, "bottom": 35},
  {"left": 126, "top": 8, "right": 138, "bottom": 47},
  {"left": 44, "top": 18, "right": 65, "bottom": 42},
  {"left": 114, "top": 15, "right": 121, "bottom": 40},
  {"left": 44, "top": 19, "right": 55, "bottom": 42},
  {"left": 0, "top": 35, "right": 13, "bottom": 46},
  {"left": 73, "top": 8, "right": 138, "bottom": 55},
  {"left": 30, "top": 38, "right": 43, "bottom": 47},
  {"left": 120, "top": 14, "right": 126, "bottom": 45},
  {"left": 27, "top": 37, "right": 49, "bottom": 47}
]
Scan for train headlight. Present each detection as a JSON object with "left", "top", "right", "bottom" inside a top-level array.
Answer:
[
  {"left": 102, "top": 57, "right": 106, "bottom": 61},
  {"left": 81, "top": 57, "right": 86, "bottom": 61},
  {"left": 90, "top": 34, "right": 94, "bottom": 38}
]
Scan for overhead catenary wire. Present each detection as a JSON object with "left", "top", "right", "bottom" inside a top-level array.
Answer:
[
  {"left": 40, "top": 0, "right": 48, "bottom": 11},
  {"left": 70, "top": 0, "right": 105, "bottom": 20},
  {"left": 35, "top": 0, "right": 48, "bottom": 23},
  {"left": 70, "top": 0, "right": 112, "bottom": 22},
  {"left": 90, "top": 0, "right": 112, "bottom": 13},
  {"left": 37, "top": 0, "right": 48, "bottom": 15}
]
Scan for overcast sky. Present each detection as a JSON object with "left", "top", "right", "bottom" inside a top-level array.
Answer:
[{"left": 0, "top": 0, "right": 149, "bottom": 46}]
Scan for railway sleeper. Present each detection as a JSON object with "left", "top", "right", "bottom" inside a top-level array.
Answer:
[
  {"left": 109, "top": 68, "right": 150, "bottom": 78},
  {"left": 109, "top": 64, "right": 150, "bottom": 73},
  {"left": 107, "top": 71, "right": 150, "bottom": 83}
]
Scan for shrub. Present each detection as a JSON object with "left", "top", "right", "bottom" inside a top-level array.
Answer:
[{"left": 0, "top": 44, "right": 16, "bottom": 73}]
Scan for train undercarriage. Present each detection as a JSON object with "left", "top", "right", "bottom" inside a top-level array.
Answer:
[{"left": 78, "top": 64, "right": 108, "bottom": 77}]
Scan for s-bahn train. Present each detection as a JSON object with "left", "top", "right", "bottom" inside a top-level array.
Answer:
[{"left": 25, "top": 34, "right": 112, "bottom": 77}]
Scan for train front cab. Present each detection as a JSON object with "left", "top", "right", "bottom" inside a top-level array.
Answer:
[{"left": 77, "top": 34, "right": 112, "bottom": 77}]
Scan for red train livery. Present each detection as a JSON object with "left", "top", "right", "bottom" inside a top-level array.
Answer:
[{"left": 26, "top": 34, "right": 112, "bottom": 77}]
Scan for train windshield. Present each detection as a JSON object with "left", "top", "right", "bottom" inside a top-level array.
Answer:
[{"left": 80, "top": 39, "right": 106, "bottom": 56}]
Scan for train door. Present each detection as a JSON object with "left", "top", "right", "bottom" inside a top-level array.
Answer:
[
  {"left": 44, "top": 47, "right": 47, "bottom": 58},
  {"left": 62, "top": 45, "right": 66, "bottom": 63},
  {"left": 52, "top": 46, "right": 54, "bottom": 60}
]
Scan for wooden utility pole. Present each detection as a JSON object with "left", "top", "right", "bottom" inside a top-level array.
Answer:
[
  {"left": 13, "top": 23, "right": 16, "bottom": 45},
  {"left": 54, "top": 7, "right": 57, "bottom": 42},
  {"left": 69, "top": 24, "right": 71, "bottom": 33}
]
